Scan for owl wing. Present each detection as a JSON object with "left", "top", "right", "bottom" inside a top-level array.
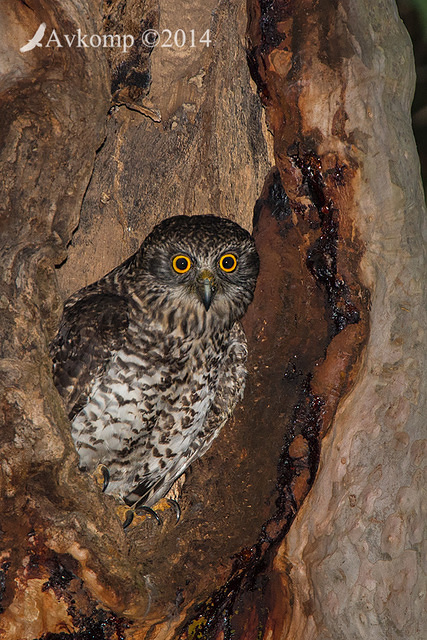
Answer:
[{"left": 50, "top": 292, "right": 130, "bottom": 419}]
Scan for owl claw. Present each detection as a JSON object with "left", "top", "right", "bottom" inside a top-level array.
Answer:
[
  {"left": 122, "top": 504, "right": 163, "bottom": 530},
  {"left": 93, "top": 464, "right": 110, "bottom": 492},
  {"left": 100, "top": 465, "right": 110, "bottom": 493},
  {"left": 123, "top": 509, "right": 135, "bottom": 530},
  {"left": 166, "top": 498, "right": 181, "bottom": 523},
  {"left": 135, "top": 504, "right": 163, "bottom": 526}
]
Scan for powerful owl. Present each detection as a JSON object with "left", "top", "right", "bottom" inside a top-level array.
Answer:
[{"left": 51, "top": 215, "right": 259, "bottom": 511}]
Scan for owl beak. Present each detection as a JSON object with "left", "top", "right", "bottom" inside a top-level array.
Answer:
[{"left": 197, "top": 270, "right": 215, "bottom": 311}]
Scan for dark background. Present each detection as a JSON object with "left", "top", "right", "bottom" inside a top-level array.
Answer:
[{"left": 399, "top": 0, "right": 427, "bottom": 195}]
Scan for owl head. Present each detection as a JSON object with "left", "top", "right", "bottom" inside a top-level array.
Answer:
[{"left": 136, "top": 215, "right": 259, "bottom": 330}]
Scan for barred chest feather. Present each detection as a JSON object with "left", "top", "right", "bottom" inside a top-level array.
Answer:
[{"left": 70, "top": 317, "right": 247, "bottom": 507}]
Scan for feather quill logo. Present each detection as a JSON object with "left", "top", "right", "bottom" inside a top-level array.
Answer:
[{"left": 20, "top": 23, "right": 46, "bottom": 52}]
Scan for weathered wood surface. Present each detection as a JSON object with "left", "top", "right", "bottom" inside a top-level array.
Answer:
[{"left": 0, "top": 0, "right": 425, "bottom": 638}]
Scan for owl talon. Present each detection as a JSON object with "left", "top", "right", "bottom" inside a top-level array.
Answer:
[
  {"left": 100, "top": 465, "right": 110, "bottom": 492},
  {"left": 123, "top": 509, "right": 135, "bottom": 530},
  {"left": 135, "top": 504, "right": 163, "bottom": 526},
  {"left": 93, "top": 464, "right": 110, "bottom": 492},
  {"left": 166, "top": 498, "right": 181, "bottom": 523},
  {"left": 122, "top": 505, "right": 162, "bottom": 530}
]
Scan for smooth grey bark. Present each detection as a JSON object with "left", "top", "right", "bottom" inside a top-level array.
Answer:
[{"left": 283, "top": 1, "right": 426, "bottom": 638}]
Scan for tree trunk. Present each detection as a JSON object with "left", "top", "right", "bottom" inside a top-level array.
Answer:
[{"left": 0, "top": 0, "right": 424, "bottom": 639}]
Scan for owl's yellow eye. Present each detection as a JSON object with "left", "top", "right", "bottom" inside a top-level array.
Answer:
[
  {"left": 172, "top": 255, "right": 192, "bottom": 274},
  {"left": 219, "top": 253, "right": 237, "bottom": 273}
]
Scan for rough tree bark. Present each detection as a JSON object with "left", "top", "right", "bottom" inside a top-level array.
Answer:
[{"left": 0, "top": 0, "right": 425, "bottom": 639}]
